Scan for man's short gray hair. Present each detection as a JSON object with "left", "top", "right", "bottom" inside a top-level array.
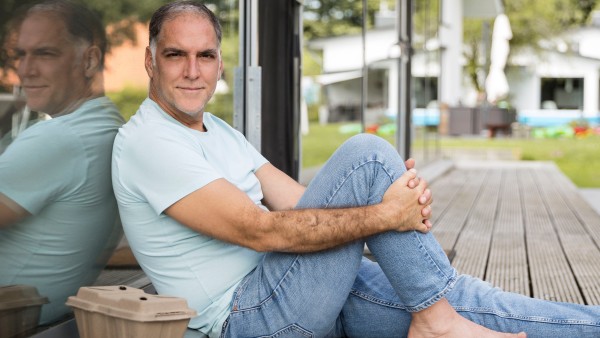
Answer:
[
  {"left": 19, "top": 0, "right": 107, "bottom": 69},
  {"left": 148, "top": 1, "right": 222, "bottom": 61}
]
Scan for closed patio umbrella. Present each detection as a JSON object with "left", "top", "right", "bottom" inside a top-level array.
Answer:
[{"left": 485, "top": 13, "right": 512, "bottom": 104}]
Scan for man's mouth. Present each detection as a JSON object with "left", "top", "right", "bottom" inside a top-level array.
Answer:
[
  {"left": 178, "top": 86, "right": 204, "bottom": 92},
  {"left": 22, "top": 85, "right": 47, "bottom": 91}
]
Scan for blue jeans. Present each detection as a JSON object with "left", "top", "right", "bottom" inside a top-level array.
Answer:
[{"left": 221, "top": 134, "right": 600, "bottom": 338}]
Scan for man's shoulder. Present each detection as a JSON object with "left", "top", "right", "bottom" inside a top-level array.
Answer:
[
  {"left": 203, "top": 113, "right": 245, "bottom": 140},
  {"left": 121, "top": 98, "right": 171, "bottom": 129},
  {"left": 69, "top": 96, "right": 121, "bottom": 118}
]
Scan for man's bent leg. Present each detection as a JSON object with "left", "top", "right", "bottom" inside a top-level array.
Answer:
[{"left": 221, "top": 134, "right": 410, "bottom": 337}]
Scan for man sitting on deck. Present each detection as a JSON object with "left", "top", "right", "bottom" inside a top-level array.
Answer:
[{"left": 112, "top": 1, "right": 600, "bottom": 337}]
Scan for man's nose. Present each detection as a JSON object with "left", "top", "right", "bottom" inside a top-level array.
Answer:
[
  {"left": 17, "top": 55, "right": 37, "bottom": 78},
  {"left": 184, "top": 56, "right": 200, "bottom": 79}
]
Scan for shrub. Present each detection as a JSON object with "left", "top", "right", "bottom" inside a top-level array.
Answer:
[{"left": 107, "top": 86, "right": 148, "bottom": 121}]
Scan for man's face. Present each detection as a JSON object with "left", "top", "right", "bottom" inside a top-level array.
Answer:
[
  {"left": 15, "top": 13, "right": 89, "bottom": 116},
  {"left": 146, "top": 13, "right": 223, "bottom": 120}
]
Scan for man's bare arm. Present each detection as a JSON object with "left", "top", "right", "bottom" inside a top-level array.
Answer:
[
  {"left": 256, "top": 160, "right": 431, "bottom": 211},
  {"left": 165, "top": 169, "right": 429, "bottom": 253},
  {"left": 0, "top": 193, "right": 29, "bottom": 228},
  {"left": 256, "top": 163, "right": 305, "bottom": 211}
]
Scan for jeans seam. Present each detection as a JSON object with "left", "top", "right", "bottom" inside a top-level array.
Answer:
[
  {"left": 406, "top": 272, "right": 457, "bottom": 312},
  {"left": 324, "top": 158, "right": 395, "bottom": 208},
  {"left": 454, "top": 306, "right": 600, "bottom": 326},
  {"left": 230, "top": 255, "right": 302, "bottom": 314},
  {"left": 230, "top": 269, "right": 253, "bottom": 310},
  {"left": 349, "top": 289, "right": 408, "bottom": 310},
  {"left": 349, "top": 273, "right": 457, "bottom": 313},
  {"left": 415, "top": 231, "right": 457, "bottom": 284}
]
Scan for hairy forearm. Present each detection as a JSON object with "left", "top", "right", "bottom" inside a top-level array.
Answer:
[{"left": 253, "top": 204, "right": 392, "bottom": 253}]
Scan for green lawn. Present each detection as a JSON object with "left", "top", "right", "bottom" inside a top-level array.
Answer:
[{"left": 302, "top": 123, "right": 600, "bottom": 188}]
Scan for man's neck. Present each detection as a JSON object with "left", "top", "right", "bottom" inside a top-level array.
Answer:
[{"left": 49, "top": 78, "right": 104, "bottom": 117}]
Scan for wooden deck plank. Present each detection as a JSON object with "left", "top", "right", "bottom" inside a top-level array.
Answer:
[
  {"left": 485, "top": 168, "right": 529, "bottom": 296},
  {"left": 451, "top": 169, "right": 501, "bottom": 279},
  {"left": 431, "top": 169, "right": 487, "bottom": 253},
  {"left": 519, "top": 168, "right": 584, "bottom": 303},
  {"left": 428, "top": 169, "right": 469, "bottom": 225},
  {"left": 535, "top": 165, "right": 600, "bottom": 305},
  {"left": 428, "top": 161, "right": 600, "bottom": 305}
]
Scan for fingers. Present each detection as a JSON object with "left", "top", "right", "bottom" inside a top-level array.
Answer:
[
  {"left": 419, "top": 204, "right": 433, "bottom": 232},
  {"left": 419, "top": 188, "right": 432, "bottom": 205},
  {"left": 414, "top": 219, "right": 432, "bottom": 233},
  {"left": 421, "top": 204, "right": 432, "bottom": 218},
  {"left": 398, "top": 168, "right": 418, "bottom": 187},
  {"left": 388, "top": 168, "right": 434, "bottom": 234},
  {"left": 404, "top": 158, "right": 416, "bottom": 171},
  {"left": 407, "top": 175, "right": 419, "bottom": 188},
  {"left": 405, "top": 169, "right": 423, "bottom": 190},
  {"left": 411, "top": 176, "right": 428, "bottom": 195},
  {"left": 405, "top": 158, "right": 417, "bottom": 188},
  {"left": 403, "top": 169, "right": 434, "bottom": 230},
  {"left": 422, "top": 219, "right": 433, "bottom": 232}
]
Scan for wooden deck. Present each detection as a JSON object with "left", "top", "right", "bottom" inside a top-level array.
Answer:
[{"left": 425, "top": 160, "right": 600, "bottom": 305}]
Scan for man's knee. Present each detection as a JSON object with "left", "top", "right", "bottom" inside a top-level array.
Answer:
[
  {"left": 340, "top": 133, "right": 403, "bottom": 164},
  {"left": 344, "top": 133, "right": 386, "bottom": 148}
]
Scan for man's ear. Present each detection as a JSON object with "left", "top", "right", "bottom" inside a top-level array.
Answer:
[
  {"left": 83, "top": 46, "right": 102, "bottom": 78},
  {"left": 218, "top": 53, "right": 224, "bottom": 80},
  {"left": 145, "top": 46, "right": 154, "bottom": 78}
]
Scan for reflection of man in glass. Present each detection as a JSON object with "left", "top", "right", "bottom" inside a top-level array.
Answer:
[{"left": 0, "top": 0, "right": 124, "bottom": 325}]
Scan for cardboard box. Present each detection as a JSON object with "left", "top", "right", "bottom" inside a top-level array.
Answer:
[
  {"left": 0, "top": 285, "right": 49, "bottom": 338},
  {"left": 66, "top": 285, "right": 196, "bottom": 338}
]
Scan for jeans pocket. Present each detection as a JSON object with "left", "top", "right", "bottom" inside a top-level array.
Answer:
[{"left": 257, "top": 324, "right": 314, "bottom": 338}]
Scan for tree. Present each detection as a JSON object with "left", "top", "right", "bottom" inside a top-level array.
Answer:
[{"left": 303, "top": 0, "right": 392, "bottom": 40}]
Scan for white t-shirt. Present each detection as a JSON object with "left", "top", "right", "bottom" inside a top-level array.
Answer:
[
  {"left": 0, "top": 96, "right": 124, "bottom": 324},
  {"left": 112, "top": 98, "right": 268, "bottom": 337}
]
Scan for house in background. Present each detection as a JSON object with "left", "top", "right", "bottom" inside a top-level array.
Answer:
[
  {"left": 307, "top": 1, "right": 600, "bottom": 134},
  {"left": 508, "top": 17, "right": 600, "bottom": 127}
]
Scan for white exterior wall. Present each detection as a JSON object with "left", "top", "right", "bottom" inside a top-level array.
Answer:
[
  {"left": 512, "top": 51, "right": 600, "bottom": 117},
  {"left": 439, "top": 0, "right": 463, "bottom": 106},
  {"left": 319, "top": 30, "right": 396, "bottom": 73},
  {"left": 506, "top": 67, "right": 538, "bottom": 110}
]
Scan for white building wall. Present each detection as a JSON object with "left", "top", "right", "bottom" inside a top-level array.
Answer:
[
  {"left": 319, "top": 30, "right": 396, "bottom": 73},
  {"left": 507, "top": 67, "right": 538, "bottom": 110},
  {"left": 510, "top": 49, "right": 600, "bottom": 116},
  {"left": 439, "top": 0, "right": 463, "bottom": 106}
]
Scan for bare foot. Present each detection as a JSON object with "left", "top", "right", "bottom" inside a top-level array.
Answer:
[{"left": 407, "top": 299, "right": 527, "bottom": 338}]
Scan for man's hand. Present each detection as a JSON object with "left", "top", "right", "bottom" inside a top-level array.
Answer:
[
  {"left": 380, "top": 168, "right": 432, "bottom": 233},
  {"left": 404, "top": 158, "right": 433, "bottom": 226}
]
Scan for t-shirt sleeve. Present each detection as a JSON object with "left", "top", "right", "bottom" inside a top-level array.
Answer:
[
  {"left": 0, "top": 123, "right": 85, "bottom": 214},
  {"left": 119, "top": 124, "right": 222, "bottom": 215}
]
